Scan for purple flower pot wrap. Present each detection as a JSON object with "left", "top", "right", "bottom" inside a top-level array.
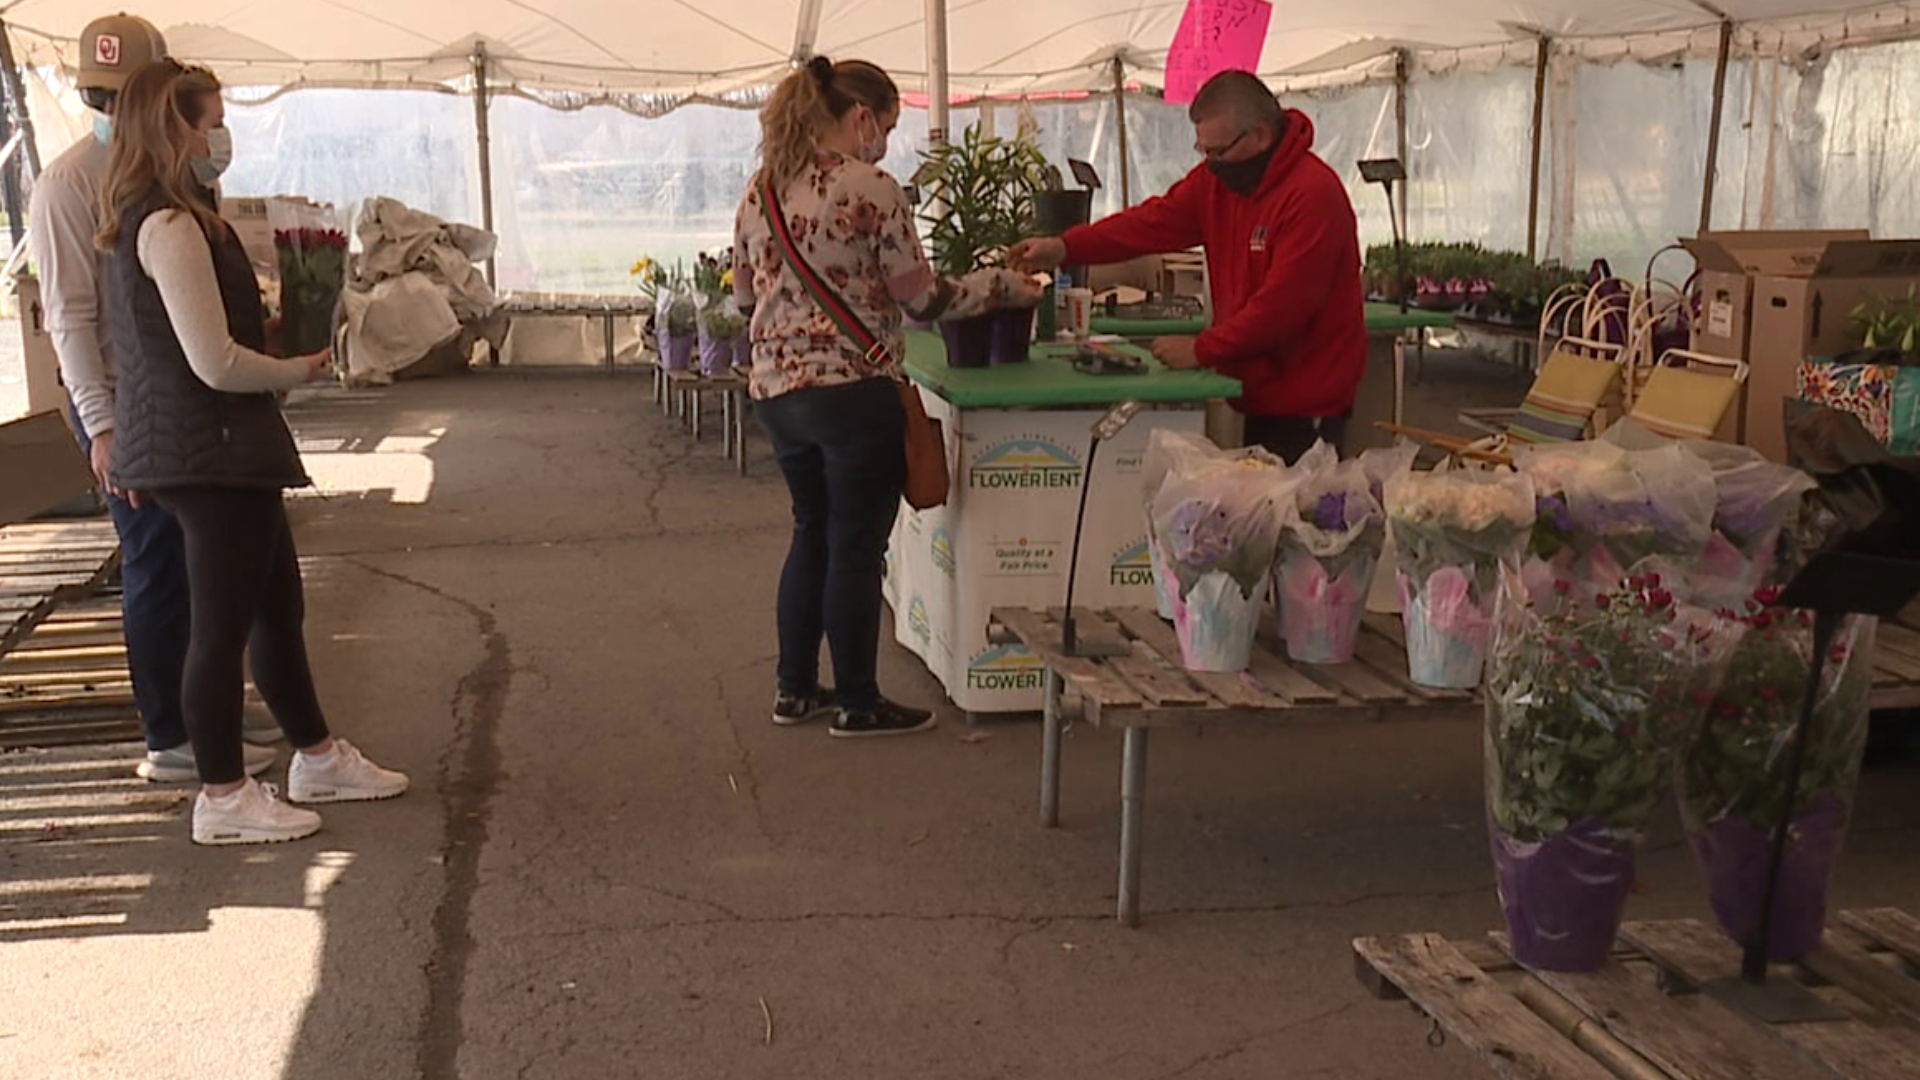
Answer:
[
  {"left": 1691, "top": 793, "right": 1847, "bottom": 962},
  {"left": 1491, "top": 816, "right": 1636, "bottom": 972}
]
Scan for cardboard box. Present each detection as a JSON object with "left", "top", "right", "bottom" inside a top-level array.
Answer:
[
  {"left": 0, "top": 411, "right": 93, "bottom": 527},
  {"left": 11, "top": 274, "right": 72, "bottom": 428},
  {"left": 1747, "top": 239, "right": 1920, "bottom": 460},
  {"left": 1686, "top": 231, "right": 1867, "bottom": 362}
]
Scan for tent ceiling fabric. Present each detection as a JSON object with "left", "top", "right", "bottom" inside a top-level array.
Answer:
[{"left": 0, "top": 0, "right": 1909, "bottom": 98}]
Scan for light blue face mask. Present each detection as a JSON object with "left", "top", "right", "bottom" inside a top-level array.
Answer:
[
  {"left": 192, "top": 127, "right": 233, "bottom": 185},
  {"left": 93, "top": 111, "right": 113, "bottom": 146}
]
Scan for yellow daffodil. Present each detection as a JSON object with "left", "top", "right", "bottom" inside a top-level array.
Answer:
[
  {"left": 721, "top": 267, "right": 735, "bottom": 289},
  {"left": 629, "top": 256, "right": 653, "bottom": 276}
]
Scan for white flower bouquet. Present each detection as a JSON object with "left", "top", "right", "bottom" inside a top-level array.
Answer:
[{"left": 1386, "top": 468, "right": 1536, "bottom": 688}]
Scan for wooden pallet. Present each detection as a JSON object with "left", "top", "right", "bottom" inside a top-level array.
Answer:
[
  {"left": 0, "top": 597, "right": 141, "bottom": 749},
  {"left": 1354, "top": 910, "right": 1920, "bottom": 1080},
  {"left": 991, "top": 606, "right": 1920, "bottom": 725},
  {"left": 991, "top": 605, "right": 1479, "bottom": 728},
  {"left": 0, "top": 519, "right": 121, "bottom": 659}
]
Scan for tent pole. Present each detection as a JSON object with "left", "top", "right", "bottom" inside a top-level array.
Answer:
[
  {"left": 1112, "top": 57, "right": 1132, "bottom": 208},
  {"left": 472, "top": 42, "right": 497, "bottom": 288},
  {"left": 925, "top": 0, "right": 951, "bottom": 144},
  {"left": 1525, "top": 36, "right": 1550, "bottom": 262},
  {"left": 1393, "top": 48, "right": 1409, "bottom": 241},
  {"left": 1699, "top": 19, "right": 1734, "bottom": 233}
]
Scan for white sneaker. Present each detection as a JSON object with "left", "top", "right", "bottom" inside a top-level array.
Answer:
[
  {"left": 243, "top": 703, "right": 286, "bottom": 746},
  {"left": 138, "top": 741, "right": 277, "bottom": 784},
  {"left": 288, "top": 739, "right": 409, "bottom": 804},
  {"left": 192, "top": 779, "right": 322, "bottom": 846}
]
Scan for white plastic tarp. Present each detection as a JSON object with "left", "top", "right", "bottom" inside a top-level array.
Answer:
[{"left": 6, "top": 0, "right": 1917, "bottom": 100}]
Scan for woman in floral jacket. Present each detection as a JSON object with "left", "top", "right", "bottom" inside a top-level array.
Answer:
[{"left": 733, "top": 56, "right": 1038, "bottom": 738}]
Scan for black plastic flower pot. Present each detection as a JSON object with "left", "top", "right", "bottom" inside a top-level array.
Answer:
[
  {"left": 941, "top": 315, "right": 995, "bottom": 369},
  {"left": 990, "top": 306, "right": 1035, "bottom": 365}
]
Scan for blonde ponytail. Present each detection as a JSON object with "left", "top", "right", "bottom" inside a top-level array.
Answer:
[{"left": 755, "top": 57, "right": 901, "bottom": 191}]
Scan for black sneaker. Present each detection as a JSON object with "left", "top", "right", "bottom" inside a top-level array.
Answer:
[
  {"left": 772, "top": 688, "right": 835, "bottom": 727},
  {"left": 830, "top": 699, "right": 938, "bottom": 739}
]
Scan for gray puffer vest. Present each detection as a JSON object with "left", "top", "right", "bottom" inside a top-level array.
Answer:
[{"left": 108, "top": 194, "right": 309, "bottom": 492}]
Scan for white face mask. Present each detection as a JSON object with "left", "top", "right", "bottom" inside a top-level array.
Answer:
[
  {"left": 193, "top": 126, "right": 234, "bottom": 184},
  {"left": 856, "top": 111, "right": 888, "bottom": 166}
]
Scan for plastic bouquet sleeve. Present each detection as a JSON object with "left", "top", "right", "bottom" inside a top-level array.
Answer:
[
  {"left": 1484, "top": 579, "right": 1739, "bottom": 971},
  {"left": 1680, "top": 596, "right": 1875, "bottom": 961},
  {"left": 1152, "top": 457, "right": 1294, "bottom": 672},
  {"left": 1275, "top": 456, "right": 1383, "bottom": 664},
  {"left": 1560, "top": 442, "right": 1717, "bottom": 593},
  {"left": 1385, "top": 468, "right": 1535, "bottom": 688},
  {"left": 1683, "top": 443, "right": 1817, "bottom": 608}
]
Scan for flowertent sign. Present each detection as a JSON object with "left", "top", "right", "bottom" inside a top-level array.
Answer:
[{"left": 1164, "top": 0, "right": 1274, "bottom": 105}]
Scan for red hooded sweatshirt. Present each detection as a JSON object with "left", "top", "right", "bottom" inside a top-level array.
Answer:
[{"left": 1061, "top": 110, "right": 1366, "bottom": 419}]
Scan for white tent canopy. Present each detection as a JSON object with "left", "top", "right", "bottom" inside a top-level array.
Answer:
[{"left": 4, "top": 0, "right": 1918, "bottom": 100}]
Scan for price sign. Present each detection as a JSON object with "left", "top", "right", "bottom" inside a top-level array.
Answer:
[{"left": 1164, "top": 0, "right": 1274, "bottom": 105}]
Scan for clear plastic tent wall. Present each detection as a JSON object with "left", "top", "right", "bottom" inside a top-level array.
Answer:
[{"left": 7, "top": 1, "right": 1920, "bottom": 290}]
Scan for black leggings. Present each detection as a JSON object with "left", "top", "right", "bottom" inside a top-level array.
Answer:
[{"left": 153, "top": 486, "right": 331, "bottom": 783}]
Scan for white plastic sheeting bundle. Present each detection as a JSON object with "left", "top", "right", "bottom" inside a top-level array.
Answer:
[{"left": 340, "top": 198, "right": 505, "bottom": 385}]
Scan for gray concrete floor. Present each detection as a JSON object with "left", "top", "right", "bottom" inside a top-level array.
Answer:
[{"left": 2, "top": 368, "right": 1917, "bottom": 1080}]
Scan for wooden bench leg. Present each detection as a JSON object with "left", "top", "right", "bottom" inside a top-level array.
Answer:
[
  {"left": 734, "top": 390, "right": 749, "bottom": 476},
  {"left": 1118, "top": 726, "right": 1149, "bottom": 927},
  {"left": 1041, "top": 668, "right": 1064, "bottom": 827},
  {"left": 691, "top": 387, "right": 704, "bottom": 441}
]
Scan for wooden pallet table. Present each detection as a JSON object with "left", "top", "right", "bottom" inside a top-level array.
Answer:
[
  {"left": 1354, "top": 908, "right": 1920, "bottom": 1080},
  {"left": 666, "top": 369, "right": 751, "bottom": 473},
  {"left": 989, "top": 605, "right": 1481, "bottom": 926},
  {"left": 993, "top": 605, "right": 1920, "bottom": 928}
]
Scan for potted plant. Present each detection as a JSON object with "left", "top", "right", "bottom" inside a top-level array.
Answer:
[
  {"left": 692, "top": 251, "right": 746, "bottom": 377},
  {"left": 1681, "top": 592, "right": 1875, "bottom": 962},
  {"left": 918, "top": 123, "right": 1048, "bottom": 367},
  {"left": 1847, "top": 286, "right": 1920, "bottom": 359}
]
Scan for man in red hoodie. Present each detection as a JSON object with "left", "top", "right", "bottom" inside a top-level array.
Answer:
[{"left": 1010, "top": 71, "right": 1367, "bottom": 463}]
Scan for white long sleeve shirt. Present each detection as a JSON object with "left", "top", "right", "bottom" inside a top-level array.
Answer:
[
  {"left": 27, "top": 135, "right": 115, "bottom": 437},
  {"left": 136, "top": 210, "right": 307, "bottom": 394}
]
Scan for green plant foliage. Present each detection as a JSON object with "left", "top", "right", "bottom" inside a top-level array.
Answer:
[{"left": 917, "top": 123, "right": 1050, "bottom": 278}]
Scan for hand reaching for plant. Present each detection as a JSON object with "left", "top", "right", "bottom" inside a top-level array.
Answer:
[
  {"left": 1008, "top": 237, "right": 1068, "bottom": 274},
  {"left": 991, "top": 268, "right": 1047, "bottom": 309}
]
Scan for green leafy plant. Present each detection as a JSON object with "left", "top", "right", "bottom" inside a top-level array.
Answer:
[
  {"left": 1682, "top": 592, "right": 1872, "bottom": 828},
  {"left": 1487, "top": 576, "right": 1725, "bottom": 843},
  {"left": 917, "top": 123, "right": 1049, "bottom": 279},
  {"left": 1848, "top": 286, "right": 1920, "bottom": 354}
]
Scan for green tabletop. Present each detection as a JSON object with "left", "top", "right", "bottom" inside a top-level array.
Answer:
[
  {"left": 1365, "top": 302, "right": 1455, "bottom": 331},
  {"left": 1089, "top": 315, "right": 1209, "bottom": 337},
  {"left": 904, "top": 331, "right": 1239, "bottom": 409},
  {"left": 1085, "top": 303, "right": 1451, "bottom": 340}
]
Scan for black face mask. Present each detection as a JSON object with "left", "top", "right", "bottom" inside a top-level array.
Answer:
[{"left": 1208, "top": 145, "right": 1276, "bottom": 196}]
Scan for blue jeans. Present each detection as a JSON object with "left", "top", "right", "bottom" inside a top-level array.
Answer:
[
  {"left": 71, "top": 409, "right": 192, "bottom": 751},
  {"left": 756, "top": 378, "right": 905, "bottom": 711}
]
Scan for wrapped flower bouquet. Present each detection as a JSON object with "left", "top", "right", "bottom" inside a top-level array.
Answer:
[
  {"left": 1385, "top": 468, "right": 1535, "bottom": 688},
  {"left": 1485, "top": 576, "right": 1736, "bottom": 970},
  {"left": 1275, "top": 444, "right": 1384, "bottom": 663},
  {"left": 1152, "top": 453, "right": 1294, "bottom": 671},
  {"left": 1680, "top": 591, "right": 1875, "bottom": 961}
]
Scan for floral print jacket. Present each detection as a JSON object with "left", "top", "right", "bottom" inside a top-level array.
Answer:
[{"left": 733, "top": 151, "right": 1022, "bottom": 401}]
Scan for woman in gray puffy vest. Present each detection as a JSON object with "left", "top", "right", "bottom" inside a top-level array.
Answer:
[{"left": 95, "top": 59, "right": 409, "bottom": 846}]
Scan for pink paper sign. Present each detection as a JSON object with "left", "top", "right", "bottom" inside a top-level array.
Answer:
[{"left": 1164, "top": 0, "right": 1274, "bottom": 105}]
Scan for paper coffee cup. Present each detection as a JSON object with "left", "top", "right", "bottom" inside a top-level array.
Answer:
[{"left": 1065, "top": 287, "right": 1093, "bottom": 338}]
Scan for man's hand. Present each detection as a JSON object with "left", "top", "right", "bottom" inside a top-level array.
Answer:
[
  {"left": 88, "top": 431, "right": 115, "bottom": 494},
  {"left": 303, "top": 348, "right": 334, "bottom": 383},
  {"left": 1007, "top": 237, "right": 1068, "bottom": 274},
  {"left": 1151, "top": 336, "right": 1201, "bottom": 369}
]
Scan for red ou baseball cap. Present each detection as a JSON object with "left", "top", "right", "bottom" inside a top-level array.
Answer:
[{"left": 78, "top": 13, "right": 169, "bottom": 93}]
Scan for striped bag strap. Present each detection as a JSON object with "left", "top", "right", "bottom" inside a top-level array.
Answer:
[{"left": 759, "top": 178, "right": 893, "bottom": 374}]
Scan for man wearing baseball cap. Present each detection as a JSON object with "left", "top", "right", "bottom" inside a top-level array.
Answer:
[{"left": 27, "top": 13, "right": 277, "bottom": 781}]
